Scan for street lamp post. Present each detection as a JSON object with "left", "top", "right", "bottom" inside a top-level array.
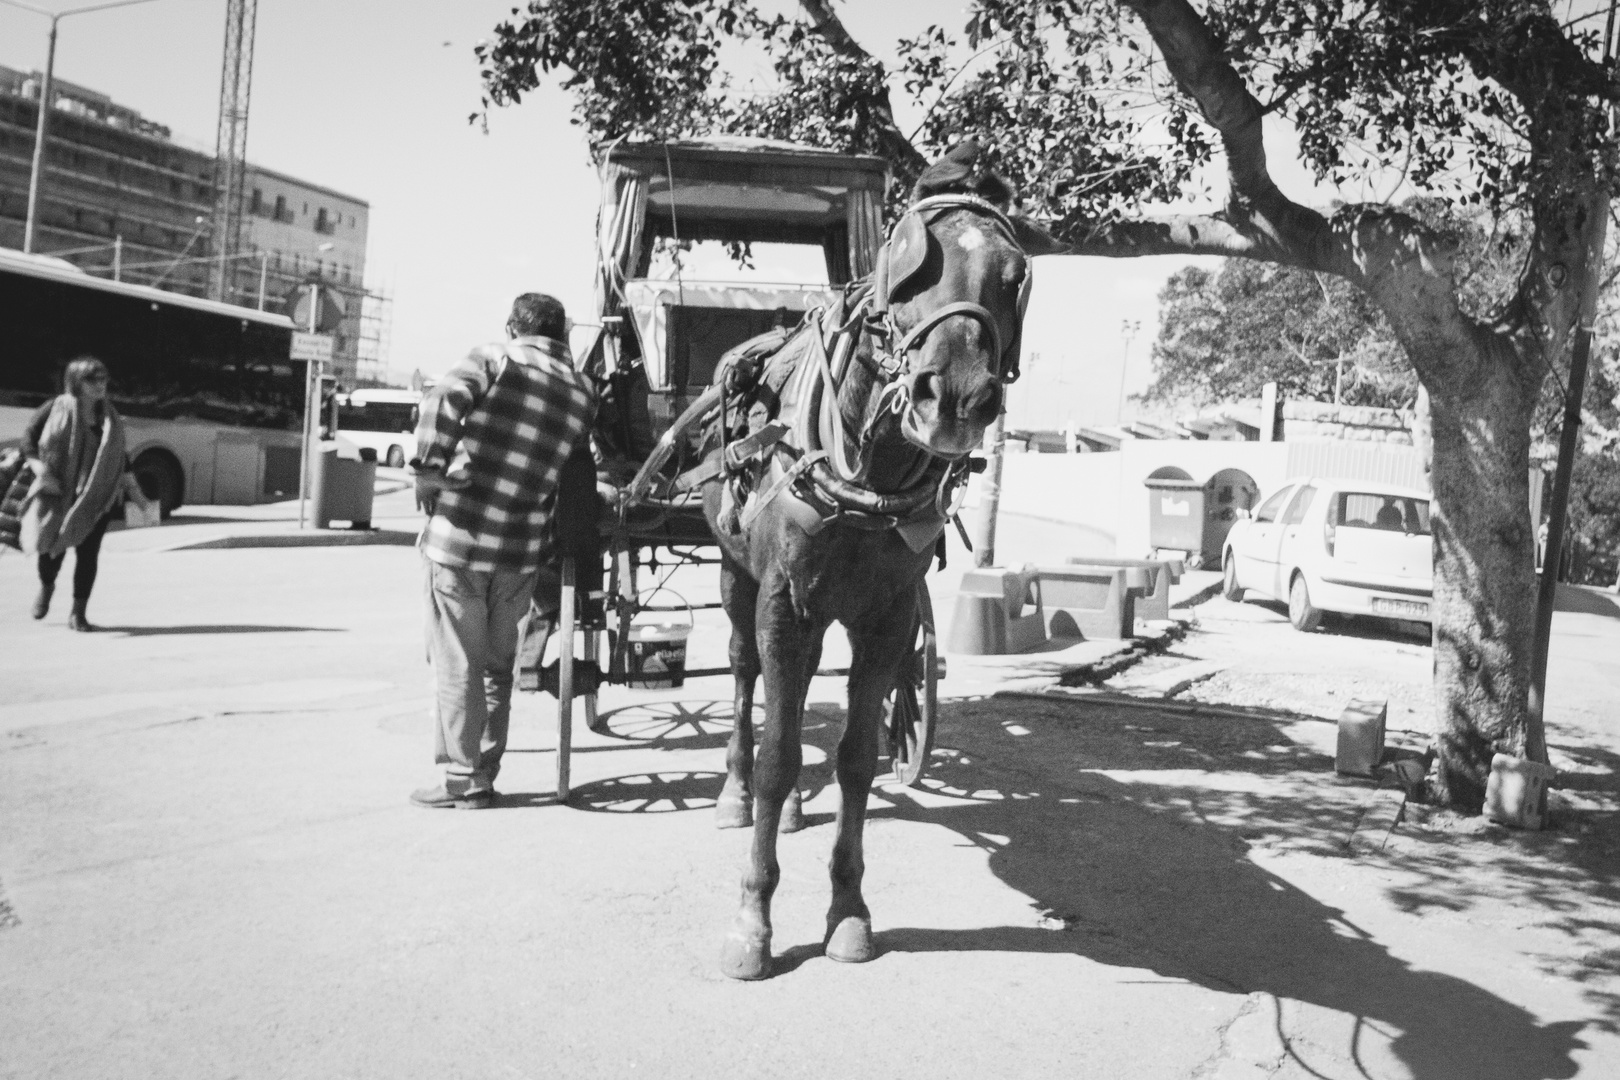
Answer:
[
  {"left": 1, "top": 0, "right": 175, "bottom": 254},
  {"left": 1118, "top": 319, "right": 1142, "bottom": 426}
]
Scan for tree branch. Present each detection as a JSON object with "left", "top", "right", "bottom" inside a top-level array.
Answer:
[{"left": 796, "top": 0, "right": 928, "bottom": 176}]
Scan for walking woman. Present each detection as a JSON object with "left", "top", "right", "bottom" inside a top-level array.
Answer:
[{"left": 18, "top": 357, "right": 155, "bottom": 631}]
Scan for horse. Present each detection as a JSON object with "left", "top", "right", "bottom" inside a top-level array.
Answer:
[{"left": 699, "top": 142, "right": 1050, "bottom": 980}]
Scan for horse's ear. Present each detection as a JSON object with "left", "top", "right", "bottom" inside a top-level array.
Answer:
[
  {"left": 887, "top": 212, "right": 931, "bottom": 301},
  {"left": 911, "top": 139, "right": 1013, "bottom": 208},
  {"left": 1010, "top": 215, "right": 1069, "bottom": 257}
]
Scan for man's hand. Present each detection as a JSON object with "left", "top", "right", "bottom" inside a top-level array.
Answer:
[{"left": 413, "top": 465, "right": 470, "bottom": 513}]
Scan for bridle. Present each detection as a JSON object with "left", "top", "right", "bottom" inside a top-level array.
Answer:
[{"left": 866, "top": 193, "right": 1030, "bottom": 387}]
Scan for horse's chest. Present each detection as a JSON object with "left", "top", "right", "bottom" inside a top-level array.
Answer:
[{"left": 783, "top": 529, "right": 929, "bottom": 627}]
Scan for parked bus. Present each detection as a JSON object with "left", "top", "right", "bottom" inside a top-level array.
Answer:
[
  {"left": 335, "top": 387, "right": 419, "bottom": 468},
  {"left": 0, "top": 247, "right": 302, "bottom": 512}
]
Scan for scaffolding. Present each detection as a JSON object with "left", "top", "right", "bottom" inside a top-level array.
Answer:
[
  {"left": 210, "top": 0, "right": 257, "bottom": 302},
  {"left": 356, "top": 289, "right": 394, "bottom": 387}
]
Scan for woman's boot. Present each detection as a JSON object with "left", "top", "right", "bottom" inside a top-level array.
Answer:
[
  {"left": 68, "top": 599, "right": 94, "bottom": 632},
  {"left": 31, "top": 582, "right": 53, "bottom": 620}
]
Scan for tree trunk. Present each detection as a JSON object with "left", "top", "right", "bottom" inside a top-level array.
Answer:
[{"left": 1424, "top": 356, "right": 1539, "bottom": 810}]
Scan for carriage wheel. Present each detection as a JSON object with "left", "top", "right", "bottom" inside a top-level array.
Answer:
[
  {"left": 555, "top": 557, "right": 575, "bottom": 802},
  {"left": 886, "top": 583, "right": 938, "bottom": 788}
]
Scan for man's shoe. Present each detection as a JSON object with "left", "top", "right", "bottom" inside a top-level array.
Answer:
[
  {"left": 67, "top": 601, "right": 94, "bottom": 632},
  {"left": 409, "top": 785, "right": 492, "bottom": 810},
  {"left": 31, "top": 584, "right": 52, "bottom": 620}
]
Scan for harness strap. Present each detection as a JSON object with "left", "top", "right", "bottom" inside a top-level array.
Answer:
[
  {"left": 740, "top": 449, "right": 826, "bottom": 530},
  {"left": 890, "top": 300, "right": 1003, "bottom": 368}
]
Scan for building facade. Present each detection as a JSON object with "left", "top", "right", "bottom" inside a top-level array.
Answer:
[{"left": 0, "top": 66, "right": 383, "bottom": 384}]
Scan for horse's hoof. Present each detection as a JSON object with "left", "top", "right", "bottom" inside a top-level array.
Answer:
[
  {"left": 720, "top": 931, "right": 772, "bottom": 980},
  {"left": 824, "top": 915, "right": 877, "bottom": 964},
  {"left": 779, "top": 788, "right": 805, "bottom": 834},
  {"left": 715, "top": 795, "right": 753, "bottom": 829}
]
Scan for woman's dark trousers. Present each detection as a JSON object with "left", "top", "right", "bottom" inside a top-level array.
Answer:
[{"left": 37, "top": 511, "right": 112, "bottom": 603}]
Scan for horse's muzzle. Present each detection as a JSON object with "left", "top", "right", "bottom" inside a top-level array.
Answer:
[{"left": 901, "top": 369, "right": 1002, "bottom": 458}]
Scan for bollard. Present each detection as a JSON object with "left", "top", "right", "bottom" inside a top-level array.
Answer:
[
  {"left": 1483, "top": 753, "right": 1557, "bottom": 831},
  {"left": 1335, "top": 698, "right": 1387, "bottom": 777}
]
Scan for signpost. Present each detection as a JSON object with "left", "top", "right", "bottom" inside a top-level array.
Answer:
[
  {"left": 294, "top": 284, "right": 329, "bottom": 529},
  {"left": 290, "top": 331, "right": 334, "bottom": 362}
]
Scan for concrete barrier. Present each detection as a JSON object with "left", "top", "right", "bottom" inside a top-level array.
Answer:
[
  {"left": 1034, "top": 564, "right": 1148, "bottom": 641},
  {"left": 1065, "top": 556, "right": 1183, "bottom": 621},
  {"left": 947, "top": 567, "right": 1047, "bottom": 655}
]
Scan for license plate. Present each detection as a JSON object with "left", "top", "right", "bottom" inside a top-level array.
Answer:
[{"left": 1373, "top": 597, "right": 1429, "bottom": 618}]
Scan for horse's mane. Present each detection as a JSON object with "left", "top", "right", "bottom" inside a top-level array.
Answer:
[{"left": 909, "top": 139, "right": 1013, "bottom": 209}]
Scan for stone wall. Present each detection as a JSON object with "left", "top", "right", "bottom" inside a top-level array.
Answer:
[{"left": 1281, "top": 400, "right": 1415, "bottom": 444}]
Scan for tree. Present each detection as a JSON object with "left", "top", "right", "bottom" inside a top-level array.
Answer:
[
  {"left": 476, "top": 1, "right": 1619, "bottom": 811},
  {"left": 1143, "top": 197, "right": 1531, "bottom": 410},
  {"left": 1144, "top": 259, "right": 1413, "bottom": 408}
]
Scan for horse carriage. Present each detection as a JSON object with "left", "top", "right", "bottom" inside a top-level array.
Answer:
[{"left": 530, "top": 138, "right": 943, "bottom": 801}]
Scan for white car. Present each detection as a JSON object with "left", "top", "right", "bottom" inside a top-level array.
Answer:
[{"left": 1221, "top": 477, "right": 1433, "bottom": 631}]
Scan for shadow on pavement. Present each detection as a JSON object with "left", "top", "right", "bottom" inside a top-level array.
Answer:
[
  {"left": 1554, "top": 584, "right": 1620, "bottom": 619},
  {"left": 548, "top": 690, "right": 1614, "bottom": 1078},
  {"left": 100, "top": 624, "right": 345, "bottom": 636}
]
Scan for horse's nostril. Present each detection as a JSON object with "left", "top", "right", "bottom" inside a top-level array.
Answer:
[
  {"left": 910, "top": 370, "right": 941, "bottom": 405},
  {"left": 962, "top": 379, "right": 1002, "bottom": 423}
]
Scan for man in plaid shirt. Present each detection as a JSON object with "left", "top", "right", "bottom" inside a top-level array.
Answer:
[{"left": 409, "top": 293, "right": 594, "bottom": 809}]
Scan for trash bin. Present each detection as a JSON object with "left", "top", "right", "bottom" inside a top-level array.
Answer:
[
  {"left": 310, "top": 442, "right": 376, "bottom": 529},
  {"left": 1144, "top": 476, "right": 1205, "bottom": 561}
]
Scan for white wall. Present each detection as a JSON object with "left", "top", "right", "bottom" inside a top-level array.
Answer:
[{"left": 968, "top": 439, "right": 1427, "bottom": 566}]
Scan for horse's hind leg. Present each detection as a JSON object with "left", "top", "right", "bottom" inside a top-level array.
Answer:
[
  {"left": 825, "top": 611, "right": 911, "bottom": 964},
  {"left": 721, "top": 577, "right": 812, "bottom": 981},
  {"left": 716, "top": 558, "right": 759, "bottom": 829}
]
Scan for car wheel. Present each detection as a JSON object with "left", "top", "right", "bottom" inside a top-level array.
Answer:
[
  {"left": 131, "top": 449, "right": 184, "bottom": 518},
  {"left": 385, "top": 445, "right": 405, "bottom": 469},
  {"left": 1222, "top": 552, "right": 1245, "bottom": 602},
  {"left": 1288, "top": 573, "right": 1323, "bottom": 632}
]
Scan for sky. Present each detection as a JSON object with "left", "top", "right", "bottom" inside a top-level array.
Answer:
[{"left": 0, "top": 0, "right": 1347, "bottom": 425}]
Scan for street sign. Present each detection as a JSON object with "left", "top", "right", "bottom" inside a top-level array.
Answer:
[{"left": 290, "top": 332, "right": 334, "bottom": 362}]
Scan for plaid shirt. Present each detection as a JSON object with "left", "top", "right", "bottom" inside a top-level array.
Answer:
[{"left": 415, "top": 335, "right": 595, "bottom": 573}]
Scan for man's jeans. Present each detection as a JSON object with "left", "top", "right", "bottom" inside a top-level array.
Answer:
[{"left": 422, "top": 556, "right": 537, "bottom": 795}]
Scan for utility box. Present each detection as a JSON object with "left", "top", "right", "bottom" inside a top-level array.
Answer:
[
  {"left": 310, "top": 443, "right": 376, "bottom": 529},
  {"left": 1335, "top": 698, "right": 1387, "bottom": 777},
  {"left": 1144, "top": 476, "right": 1206, "bottom": 559}
]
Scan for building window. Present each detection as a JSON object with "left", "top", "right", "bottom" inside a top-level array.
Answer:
[
  {"left": 315, "top": 207, "right": 332, "bottom": 234},
  {"left": 250, "top": 188, "right": 262, "bottom": 214}
]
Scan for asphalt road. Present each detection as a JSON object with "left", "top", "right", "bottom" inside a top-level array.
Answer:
[{"left": 1, "top": 519, "right": 1617, "bottom": 1079}]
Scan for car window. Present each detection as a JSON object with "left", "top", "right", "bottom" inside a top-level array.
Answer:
[
  {"left": 1337, "top": 493, "right": 1432, "bottom": 535},
  {"left": 1252, "top": 486, "right": 1293, "bottom": 524},
  {"left": 1281, "top": 485, "right": 1317, "bottom": 526}
]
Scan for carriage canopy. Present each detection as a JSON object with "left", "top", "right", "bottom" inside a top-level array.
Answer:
[{"left": 592, "top": 138, "right": 890, "bottom": 395}]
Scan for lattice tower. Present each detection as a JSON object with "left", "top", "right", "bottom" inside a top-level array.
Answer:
[{"left": 211, "top": 0, "right": 257, "bottom": 303}]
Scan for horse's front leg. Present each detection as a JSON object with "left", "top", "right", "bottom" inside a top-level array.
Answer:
[
  {"left": 720, "top": 578, "right": 814, "bottom": 981},
  {"left": 776, "top": 630, "right": 824, "bottom": 835},
  {"left": 716, "top": 559, "right": 759, "bottom": 829},
  {"left": 825, "top": 607, "right": 912, "bottom": 964}
]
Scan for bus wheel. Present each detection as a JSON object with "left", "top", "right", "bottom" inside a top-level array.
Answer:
[
  {"left": 386, "top": 445, "right": 405, "bottom": 469},
  {"left": 132, "top": 450, "right": 184, "bottom": 518}
]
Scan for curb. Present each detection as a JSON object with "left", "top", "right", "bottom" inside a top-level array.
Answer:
[
  {"left": 169, "top": 529, "right": 418, "bottom": 551},
  {"left": 1053, "top": 620, "right": 1191, "bottom": 687},
  {"left": 1172, "top": 578, "right": 1224, "bottom": 609}
]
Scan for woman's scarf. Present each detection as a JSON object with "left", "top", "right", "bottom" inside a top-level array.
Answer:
[{"left": 22, "top": 394, "right": 127, "bottom": 556}]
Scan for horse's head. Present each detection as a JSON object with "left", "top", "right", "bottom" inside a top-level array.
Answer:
[{"left": 875, "top": 142, "right": 1054, "bottom": 460}]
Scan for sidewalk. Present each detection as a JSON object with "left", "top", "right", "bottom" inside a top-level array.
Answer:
[{"left": 103, "top": 471, "right": 419, "bottom": 554}]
